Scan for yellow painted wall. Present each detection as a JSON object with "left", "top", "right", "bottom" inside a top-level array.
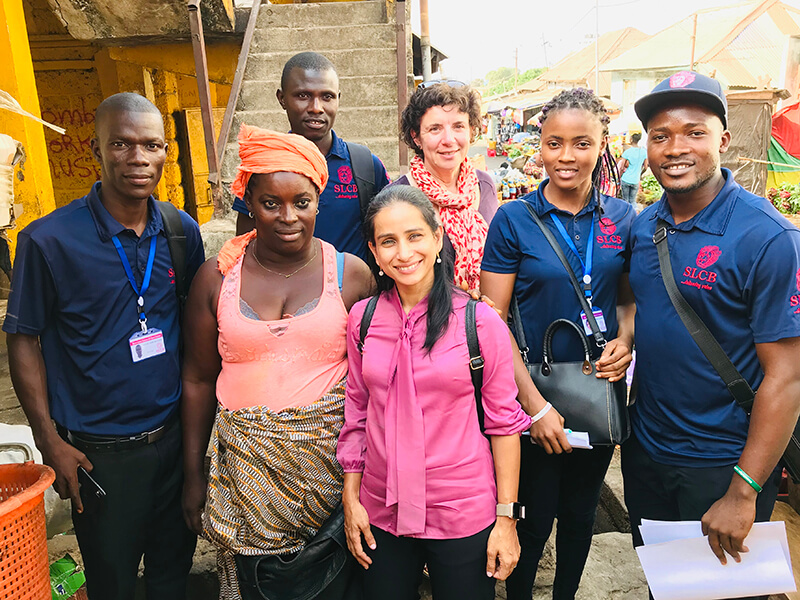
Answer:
[
  {"left": 25, "top": 5, "right": 238, "bottom": 223},
  {"left": 32, "top": 44, "right": 234, "bottom": 221},
  {"left": 0, "top": 0, "right": 56, "bottom": 254},
  {"left": 184, "top": 107, "right": 225, "bottom": 225},
  {"left": 36, "top": 69, "right": 103, "bottom": 207}
]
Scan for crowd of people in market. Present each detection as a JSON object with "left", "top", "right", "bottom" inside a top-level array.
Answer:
[{"left": 5, "top": 48, "right": 800, "bottom": 600}]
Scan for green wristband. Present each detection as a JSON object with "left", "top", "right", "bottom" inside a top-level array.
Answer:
[{"left": 733, "top": 465, "right": 762, "bottom": 493}]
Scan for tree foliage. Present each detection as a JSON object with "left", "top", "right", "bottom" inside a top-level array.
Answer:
[{"left": 479, "top": 67, "right": 547, "bottom": 96}]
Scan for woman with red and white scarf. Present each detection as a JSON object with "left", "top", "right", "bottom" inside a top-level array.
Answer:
[{"left": 393, "top": 81, "right": 498, "bottom": 294}]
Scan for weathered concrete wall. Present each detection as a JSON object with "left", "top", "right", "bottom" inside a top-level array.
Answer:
[{"left": 42, "top": 0, "right": 235, "bottom": 40}]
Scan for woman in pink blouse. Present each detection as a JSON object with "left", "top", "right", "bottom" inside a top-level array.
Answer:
[{"left": 337, "top": 186, "right": 532, "bottom": 600}]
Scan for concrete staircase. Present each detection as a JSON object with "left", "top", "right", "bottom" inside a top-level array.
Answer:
[{"left": 220, "top": 0, "right": 411, "bottom": 198}]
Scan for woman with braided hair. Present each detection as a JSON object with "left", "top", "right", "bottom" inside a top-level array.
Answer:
[{"left": 480, "top": 88, "right": 636, "bottom": 599}]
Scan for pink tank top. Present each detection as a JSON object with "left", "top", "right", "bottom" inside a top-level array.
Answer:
[{"left": 216, "top": 240, "right": 348, "bottom": 411}]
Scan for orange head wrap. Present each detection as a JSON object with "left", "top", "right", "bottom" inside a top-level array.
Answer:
[{"left": 230, "top": 125, "right": 328, "bottom": 200}]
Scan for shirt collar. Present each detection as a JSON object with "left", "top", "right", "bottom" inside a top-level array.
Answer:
[
  {"left": 328, "top": 130, "right": 347, "bottom": 160},
  {"left": 650, "top": 168, "right": 737, "bottom": 235},
  {"left": 87, "top": 181, "right": 164, "bottom": 242},
  {"left": 284, "top": 129, "right": 344, "bottom": 160},
  {"left": 389, "top": 286, "right": 430, "bottom": 325},
  {"left": 524, "top": 179, "right": 603, "bottom": 218}
]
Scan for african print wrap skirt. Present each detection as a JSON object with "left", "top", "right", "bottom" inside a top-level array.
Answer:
[{"left": 204, "top": 378, "right": 346, "bottom": 599}]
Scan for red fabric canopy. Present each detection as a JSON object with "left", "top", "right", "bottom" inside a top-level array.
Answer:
[{"left": 772, "top": 102, "right": 800, "bottom": 160}]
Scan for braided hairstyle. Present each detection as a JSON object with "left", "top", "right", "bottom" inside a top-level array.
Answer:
[{"left": 539, "top": 88, "right": 621, "bottom": 197}]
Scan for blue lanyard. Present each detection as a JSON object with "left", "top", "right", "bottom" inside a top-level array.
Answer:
[
  {"left": 549, "top": 212, "right": 595, "bottom": 304},
  {"left": 112, "top": 235, "right": 157, "bottom": 332}
]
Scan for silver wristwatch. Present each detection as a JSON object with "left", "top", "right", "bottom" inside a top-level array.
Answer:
[{"left": 496, "top": 502, "right": 525, "bottom": 520}]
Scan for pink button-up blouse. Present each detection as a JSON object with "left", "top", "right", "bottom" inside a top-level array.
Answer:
[{"left": 337, "top": 289, "right": 531, "bottom": 539}]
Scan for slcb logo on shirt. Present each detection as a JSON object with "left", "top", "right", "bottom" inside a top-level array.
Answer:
[{"left": 681, "top": 246, "right": 722, "bottom": 291}]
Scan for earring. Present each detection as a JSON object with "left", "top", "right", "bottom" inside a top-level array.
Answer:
[
  {"left": 248, "top": 211, "right": 253, "bottom": 219},
  {"left": 316, "top": 208, "right": 320, "bottom": 215},
  {"left": 436, "top": 254, "right": 442, "bottom": 264},
  {"left": 378, "top": 269, "right": 384, "bottom": 276}
]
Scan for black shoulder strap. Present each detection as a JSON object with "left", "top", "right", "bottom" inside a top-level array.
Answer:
[
  {"left": 466, "top": 299, "right": 486, "bottom": 435},
  {"left": 157, "top": 201, "right": 188, "bottom": 310},
  {"left": 357, "top": 295, "right": 380, "bottom": 353},
  {"left": 357, "top": 295, "right": 486, "bottom": 435},
  {"left": 653, "top": 218, "right": 755, "bottom": 410},
  {"left": 346, "top": 141, "right": 376, "bottom": 222},
  {"left": 521, "top": 201, "right": 606, "bottom": 348}
]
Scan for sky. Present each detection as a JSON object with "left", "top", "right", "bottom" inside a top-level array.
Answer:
[{"left": 413, "top": 0, "right": 800, "bottom": 83}]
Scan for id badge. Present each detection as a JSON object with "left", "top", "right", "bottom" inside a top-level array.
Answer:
[
  {"left": 129, "top": 328, "right": 166, "bottom": 363},
  {"left": 580, "top": 308, "right": 607, "bottom": 336}
]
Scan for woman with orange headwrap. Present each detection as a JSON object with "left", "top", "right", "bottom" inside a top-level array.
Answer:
[{"left": 180, "top": 126, "right": 374, "bottom": 600}]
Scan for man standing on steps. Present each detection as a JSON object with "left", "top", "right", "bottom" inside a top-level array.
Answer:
[
  {"left": 4, "top": 93, "right": 204, "bottom": 600},
  {"left": 233, "top": 51, "right": 390, "bottom": 262},
  {"left": 623, "top": 71, "right": 800, "bottom": 577}
]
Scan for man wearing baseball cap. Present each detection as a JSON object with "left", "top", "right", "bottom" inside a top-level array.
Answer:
[{"left": 622, "top": 71, "right": 800, "bottom": 573}]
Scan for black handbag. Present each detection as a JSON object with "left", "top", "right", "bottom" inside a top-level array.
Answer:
[
  {"left": 511, "top": 309, "right": 630, "bottom": 445},
  {"left": 234, "top": 504, "right": 357, "bottom": 600},
  {"left": 653, "top": 218, "right": 800, "bottom": 482},
  {"left": 510, "top": 200, "right": 630, "bottom": 446}
]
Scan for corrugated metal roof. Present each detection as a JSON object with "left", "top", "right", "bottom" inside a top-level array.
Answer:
[
  {"left": 484, "top": 89, "right": 561, "bottom": 113},
  {"left": 483, "top": 88, "right": 621, "bottom": 114},
  {"left": 539, "top": 28, "right": 650, "bottom": 84},
  {"left": 602, "top": 2, "right": 767, "bottom": 72},
  {"left": 702, "top": 15, "right": 790, "bottom": 87}
]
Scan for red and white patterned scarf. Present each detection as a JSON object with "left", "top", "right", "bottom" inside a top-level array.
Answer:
[{"left": 409, "top": 155, "right": 487, "bottom": 291}]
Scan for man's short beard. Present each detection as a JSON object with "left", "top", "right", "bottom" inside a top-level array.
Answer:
[{"left": 660, "top": 161, "right": 719, "bottom": 196}]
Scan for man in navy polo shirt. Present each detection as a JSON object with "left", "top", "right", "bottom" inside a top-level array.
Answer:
[
  {"left": 623, "top": 72, "right": 800, "bottom": 571},
  {"left": 233, "top": 51, "right": 389, "bottom": 262},
  {"left": 4, "top": 93, "right": 204, "bottom": 599}
]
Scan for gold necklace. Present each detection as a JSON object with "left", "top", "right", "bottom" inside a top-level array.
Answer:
[{"left": 252, "top": 240, "right": 318, "bottom": 278}]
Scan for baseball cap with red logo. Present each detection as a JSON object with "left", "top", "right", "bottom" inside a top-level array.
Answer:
[{"left": 634, "top": 70, "right": 727, "bottom": 129}]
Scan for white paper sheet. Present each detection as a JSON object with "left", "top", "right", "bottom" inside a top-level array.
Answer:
[
  {"left": 636, "top": 520, "right": 796, "bottom": 600},
  {"left": 640, "top": 519, "right": 703, "bottom": 546},
  {"left": 565, "top": 430, "right": 592, "bottom": 449},
  {"left": 519, "top": 429, "right": 592, "bottom": 449}
]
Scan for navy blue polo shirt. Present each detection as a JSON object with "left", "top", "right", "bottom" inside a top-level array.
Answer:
[
  {"left": 629, "top": 169, "right": 800, "bottom": 467},
  {"left": 482, "top": 180, "right": 634, "bottom": 363},
  {"left": 3, "top": 182, "right": 205, "bottom": 435},
  {"left": 232, "top": 130, "right": 389, "bottom": 261}
]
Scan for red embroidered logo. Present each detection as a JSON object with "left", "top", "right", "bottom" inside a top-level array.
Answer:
[
  {"left": 669, "top": 71, "right": 696, "bottom": 89},
  {"left": 682, "top": 246, "right": 721, "bottom": 291},
  {"left": 599, "top": 217, "right": 616, "bottom": 235},
  {"left": 338, "top": 165, "right": 353, "bottom": 184},
  {"left": 596, "top": 217, "right": 622, "bottom": 249},
  {"left": 696, "top": 246, "right": 722, "bottom": 269},
  {"left": 792, "top": 268, "right": 800, "bottom": 313},
  {"left": 168, "top": 267, "right": 175, "bottom": 285}
]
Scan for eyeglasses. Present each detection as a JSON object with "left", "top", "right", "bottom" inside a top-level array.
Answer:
[{"left": 417, "top": 79, "right": 467, "bottom": 89}]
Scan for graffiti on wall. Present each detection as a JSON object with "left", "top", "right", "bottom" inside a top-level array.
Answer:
[{"left": 41, "top": 96, "right": 101, "bottom": 205}]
